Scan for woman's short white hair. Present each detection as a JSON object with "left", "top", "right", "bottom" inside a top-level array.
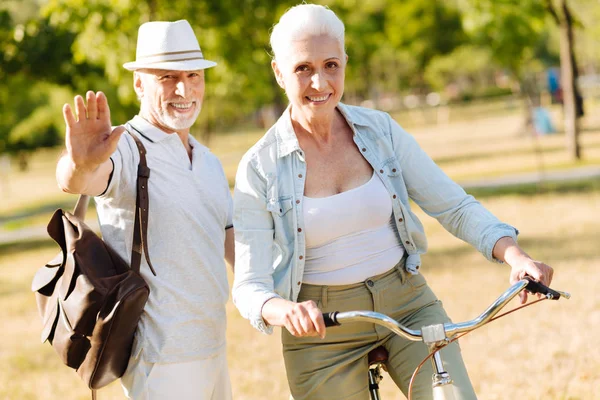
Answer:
[{"left": 270, "top": 4, "right": 346, "bottom": 65}]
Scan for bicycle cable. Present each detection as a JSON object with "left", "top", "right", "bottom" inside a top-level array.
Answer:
[{"left": 406, "top": 297, "right": 547, "bottom": 400}]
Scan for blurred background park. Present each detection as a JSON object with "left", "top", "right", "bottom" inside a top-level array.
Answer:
[{"left": 1, "top": 0, "right": 599, "bottom": 399}]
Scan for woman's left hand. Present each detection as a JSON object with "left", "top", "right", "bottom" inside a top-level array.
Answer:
[
  {"left": 509, "top": 258, "right": 554, "bottom": 304},
  {"left": 492, "top": 236, "right": 554, "bottom": 304}
]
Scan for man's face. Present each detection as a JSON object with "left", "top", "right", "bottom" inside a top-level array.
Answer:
[{"left": 134, "top": 69, "right": 205, "bottom": 133}]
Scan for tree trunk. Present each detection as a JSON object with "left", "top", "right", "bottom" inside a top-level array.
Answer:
[
  {"left": 147, "top": 0, "right": 157, "bottom": 20},
  {"left": 559, "top": 0, "right": 580, "bottom": 160},
  {"left": 567, "top": 8, "right": 584, "bottom": 118}
]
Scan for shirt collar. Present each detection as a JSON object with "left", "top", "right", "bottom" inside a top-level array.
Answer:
[
  {"left": 127, "top": 115, "right": 175, "bottom": 143},
  {"left": 275, "top": 105, "right": 301, "bottom": 159},
  {"left": 188, "top": 134, "right": 208, "bottom": 157},
  {"left": 336, "top": 102, "right": 371, "bottom": 127},
  {"left": 275, "top": 102, "right": 370, "bottom": 159}
]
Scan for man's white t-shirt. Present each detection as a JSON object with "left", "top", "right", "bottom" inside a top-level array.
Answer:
[{"left": 95, "top": 115, "right": 233, "bottom": 363}]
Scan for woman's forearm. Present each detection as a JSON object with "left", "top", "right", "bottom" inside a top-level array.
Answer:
[{"left": 492, "top": 236, "right": 531, "bottom": 265}]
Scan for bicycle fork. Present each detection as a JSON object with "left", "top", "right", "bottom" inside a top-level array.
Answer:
[{"left": 367, "top": 351, "right": 456, "bottom": 400}]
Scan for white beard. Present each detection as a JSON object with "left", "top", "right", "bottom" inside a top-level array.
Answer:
[{"left": 158, "top": 105, "right": 201, "bottom": 130}]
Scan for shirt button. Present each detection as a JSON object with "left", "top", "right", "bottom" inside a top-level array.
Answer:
[
  {"left": 393, "top": 195, "right": 397, "bottom": 199},
  {"left": 297, "top": 228, "right": 302, "bottom": 233},
  {"left": 297, "top": 281, "right": 301, "bottom": 285},
  {"left": 296, "top": 200, "right": 300, "bottom": 204},
  {"left": 366, "top": 280, "right": 374, "bottom": 287},
  {"left": 361, "top": 148, "right": 367, "bottom": 152},
  {"left": 398, "top": 218, "right": 403, "bottom": 222},
  {"left": 405, "top": 241, "right": 411, "bottom": 245},
  {"left": 392, "top": 168, "right": 397, "bottom": 172},
  {"left": 379, "top": 169, "right": 384, "bottom": 173},
  {"left": 299, "top": 255, "right": 304, "bottom": 260},
  {"left": 298, "top": 174, "right": 303, "bottom": 178}
]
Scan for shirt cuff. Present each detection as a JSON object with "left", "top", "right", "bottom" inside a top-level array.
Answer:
[
  {"left": 485, "top": 225, "right": 519, "bottom": 263},
  {"left": 250, "top": 293, "right": 283, "bottom": 335}
]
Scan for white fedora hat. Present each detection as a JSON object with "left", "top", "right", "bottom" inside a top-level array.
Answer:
[{"left": 123, "top": 20, "right": 217, "bottom": 71}]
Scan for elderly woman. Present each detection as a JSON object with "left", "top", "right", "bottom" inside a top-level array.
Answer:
[{"left": 233, "top": 4, "right": 553, "bottom": 399}]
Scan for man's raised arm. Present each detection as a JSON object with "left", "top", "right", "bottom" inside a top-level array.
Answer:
[{"left": 56, "top": 91, "right": 125, "bottom": 196}]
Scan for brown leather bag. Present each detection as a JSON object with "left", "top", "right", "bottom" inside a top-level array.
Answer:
[{"left": 31, "top": 131, "right": 156, "bottom": 391}]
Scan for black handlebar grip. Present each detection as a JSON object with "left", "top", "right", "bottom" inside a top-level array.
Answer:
[
  {"left": 524, "top": 277, "right": 561, "bottom": 300},
  {"left": 322, "top": 312, "right": 340, "bottom": 327}
]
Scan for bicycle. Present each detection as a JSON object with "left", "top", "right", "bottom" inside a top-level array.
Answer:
[{"left": 322, "top": 277, "right": 570, "bottom": 400}]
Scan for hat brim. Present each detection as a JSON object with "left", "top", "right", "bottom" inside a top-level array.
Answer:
[{"left": 123, "top": 59, "right": 217, "bottom": 71}]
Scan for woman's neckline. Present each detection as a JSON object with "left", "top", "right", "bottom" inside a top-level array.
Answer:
[{"left": 304, "top": 171, "right": 376, "bottom": 200}]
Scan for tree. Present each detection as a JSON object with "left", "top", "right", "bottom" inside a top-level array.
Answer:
[
  {"left": 545, "top": 0, "right": 584, "bottom": 160},
  {"left": 463, "top": 0, "right": 586, "bottom": 160}
]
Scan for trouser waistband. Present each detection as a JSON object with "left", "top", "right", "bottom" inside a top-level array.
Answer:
[{"left": 299, "top": 256, "right": 408, "bottom": 309}]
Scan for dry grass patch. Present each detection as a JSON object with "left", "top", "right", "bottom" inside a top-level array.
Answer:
[
  {"left": 0, "top": 247, "right": 124, "bottom": 400},
  {"left": 3, "top": 185, "right": 598, "bottom": 400}
]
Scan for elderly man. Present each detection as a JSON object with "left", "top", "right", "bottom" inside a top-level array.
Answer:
[{"left": 56, "top": 20, "right": 234, "bottom": 400}]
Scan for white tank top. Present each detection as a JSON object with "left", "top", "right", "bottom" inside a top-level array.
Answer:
[{"left": 302, "top": 172, "right": 405, "bottom": 285}]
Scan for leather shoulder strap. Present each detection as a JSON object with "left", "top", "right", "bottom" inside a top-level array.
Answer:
[{"left": 125, "top": 124, "right": 156, "bottom": 276}]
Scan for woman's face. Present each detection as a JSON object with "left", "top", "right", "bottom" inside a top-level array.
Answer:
[{"left": 272, "top": 34, "right": 346, "bottom": 123}]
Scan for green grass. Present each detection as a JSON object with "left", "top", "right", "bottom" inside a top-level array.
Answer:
[{"left": 466, "top": 177, "right": 600, "bottom": 198}]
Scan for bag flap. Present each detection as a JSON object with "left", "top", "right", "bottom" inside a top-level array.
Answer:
[
  {"left": 63, "top": 211, "right": 94, "bottom": 238},
  {"left": 58, "top": 252, "right": 76, "bottom": 301},
  {"left": 46, "top": 209, "right": 67, "bottom": 252},
  {"left": 40, "top": 298, "right": 59, "bottom": 343},
  {"left": 31, "top": 252, "right": 65, "bottom": 292}
]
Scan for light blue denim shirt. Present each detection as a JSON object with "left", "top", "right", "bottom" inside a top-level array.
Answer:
[{"left": 233, "top": 103, "right": 518, "bottom": 334}]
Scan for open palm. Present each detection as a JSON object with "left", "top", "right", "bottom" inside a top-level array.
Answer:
[{"left": 63, "top": 91, "right": 125, "bottom": 171}]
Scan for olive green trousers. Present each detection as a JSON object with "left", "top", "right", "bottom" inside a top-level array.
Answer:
[{"left": 282, "top": 259, "right": 477, "bottom": 400}]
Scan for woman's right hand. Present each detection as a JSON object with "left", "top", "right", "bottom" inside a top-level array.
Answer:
[{"left": 262, "top": 297, "right": 326, "bottom": 339}]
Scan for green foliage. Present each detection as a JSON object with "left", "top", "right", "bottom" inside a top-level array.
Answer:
[
  {"left": 2, "top": 0, "right": 598, "bottom": 155},
  {"left": 0, "top": 75, "right": 71, "bottom": 153},
  {"left": 325, "top": 0, "right": 467, "bottom": 95},
  {"left": 0, "top": 4, "right": 105, "bottom": 155},
  {"left": 9, "top": 83, "right": 72, "bottom": 148},
  {"left": 462, "top": 0, "right": 550, "bottom": 76},
  {"left": 425, "top": 45, "right": 496, "bottom": 91},
  {"left": 385, "top": 0, "right": 466, "bottom": 72}
]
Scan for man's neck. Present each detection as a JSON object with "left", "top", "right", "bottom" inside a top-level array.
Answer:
[{"left": 138, "top": 113, "right": 193, "bottom": 160}]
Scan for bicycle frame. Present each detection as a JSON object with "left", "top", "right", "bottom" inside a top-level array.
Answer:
[{"left": 323, "top": 278, "right": 570, "bottom": 400}]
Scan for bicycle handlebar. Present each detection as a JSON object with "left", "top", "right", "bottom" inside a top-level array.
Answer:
[
  {"left": 322, "top": 312, "right": 340, "bottom": 328},
  {"left": 321, "top": 278, "right": 569, "bottom": 342},
  {"left": 524, "top": 277, "right": 569, "bottom": 299}
]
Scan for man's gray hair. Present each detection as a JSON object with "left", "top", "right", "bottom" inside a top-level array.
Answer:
[{"left": 270, "top": 4, "right": 346, "bottom": 65}]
